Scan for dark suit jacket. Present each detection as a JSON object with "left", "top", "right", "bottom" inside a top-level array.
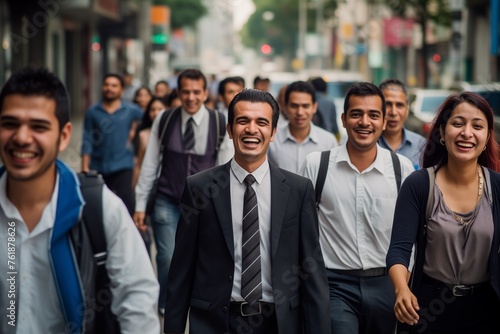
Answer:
[{"left": 164, "top": 161, "right": 330, "bottom": 334}]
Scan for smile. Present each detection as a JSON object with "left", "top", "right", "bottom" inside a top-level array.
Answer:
[
  {"left": 12, "top": 150, "right": 36, "bottom": 159},
  {"left": 456, "top": 142, "right": 475, "bottom": 148}
]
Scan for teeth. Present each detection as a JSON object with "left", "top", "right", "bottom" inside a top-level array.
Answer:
[
  {"left": 457, "top": 142, "right": 474, "bottom": 148},
  {"left": 243, "top": 138, "right": 259, "bottom": 143},
  {"left": 13, "top": 151, "right": 35, "bottom": 159}
]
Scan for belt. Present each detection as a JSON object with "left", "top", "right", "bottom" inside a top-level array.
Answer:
[
  {"left": 229, "top": 301, "right": 275, "bottom": 317},
  {"left": 422, "top": 274, "right": 490, "bottom": 297},
  {"left": 328, "top": 267, "right": 387, "bottom": 277}
]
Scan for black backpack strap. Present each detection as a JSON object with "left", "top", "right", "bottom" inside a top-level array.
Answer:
[
  {"left": 214, "top": 109, "right": 226, "bottom": 154},
  {"left": 315, "top": 150, "right": 331, "bottom": 209},
  {"left": 78, "top": 171, "right": 106, "bottom": 265},
  {"left": 390, "top": 151, "right": 401, "bottom": 192}
]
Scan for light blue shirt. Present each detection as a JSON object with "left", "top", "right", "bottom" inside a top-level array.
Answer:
[{"left": 378, "top": 128, "right": 426, "bottom": 170}]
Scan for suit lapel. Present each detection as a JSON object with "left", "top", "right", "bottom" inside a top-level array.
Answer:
[
  {"left": 211, "top": 162, "right": 235, "bottom": 259},
  {"left": 270, "top": 164, "right": 290, "bottom": 259}
]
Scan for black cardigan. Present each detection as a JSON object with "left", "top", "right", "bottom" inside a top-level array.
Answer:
[{"left": 386, "top": 167, "right": 500, "bottom": 299}]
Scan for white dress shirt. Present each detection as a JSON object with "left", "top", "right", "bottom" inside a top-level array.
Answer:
[
  {"left": 135, "top": 105, "right": 234, "bottom": 211},
  {"left": 0, "top": 173, "right": 160, "bottom": 334},
  {"left": 229, "top": 159, "right": 273, "bottom": 303},
  {"left": 268, "top": 123, "right": 338, "bottom": 173},
  {"left": 300, "top": 144, "right": 414, "bottom": 270}
]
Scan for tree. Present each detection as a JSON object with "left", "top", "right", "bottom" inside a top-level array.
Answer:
[
  {"left": 240, "top": 0, "right": 339, "bottom": 61},
  {"left": 153, "top": 0, "right": 207, "bottom": 30},
  {"left": 377, "top": 0, "right": 451, "bottom": 87}
]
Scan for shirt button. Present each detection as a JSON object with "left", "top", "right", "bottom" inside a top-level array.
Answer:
[{"left": 222, "top": 306, "right": 228, "bottom": 313}]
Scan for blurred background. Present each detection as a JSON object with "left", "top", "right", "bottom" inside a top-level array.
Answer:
[{"left": 0, "top": 0, "right": 499, "bottom": 138}]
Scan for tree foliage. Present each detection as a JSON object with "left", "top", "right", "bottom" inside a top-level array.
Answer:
[
  {"left": 241, "top": 0, "right": 339, "bottom": 57},
  {"left": 153, "top": 0, "right": 207, "bottom": 30}
]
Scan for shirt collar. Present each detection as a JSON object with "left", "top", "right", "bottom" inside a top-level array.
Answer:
[
  {"left": 181, "top": 105, "right": 208, "bottom": 126},
  {"left": 281, "top": 123, "right": 318, "bottom": 144},
  {"left": 336, "top": 143, "right": 386, "bottom": 174},
  {"left": 230, "top": 158, "right": 269, "bottom": 185},
  {"left": 379, "top": 127, "right": 411, "bottom": 150}
]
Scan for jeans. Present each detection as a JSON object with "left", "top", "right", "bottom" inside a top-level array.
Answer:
[{"left": 152, "top": 193, "right": 180, "bottom": 308}]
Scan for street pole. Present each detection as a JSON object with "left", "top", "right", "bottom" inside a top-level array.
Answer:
[
  {"left": 316, "top": 0, "right": 324, "bottom": 69},
  {"left": 298, "top": 0, "right": 307, "bottom": 69},
  {"left": 449, "top": 0, "right": 464, "bottom": 85}
]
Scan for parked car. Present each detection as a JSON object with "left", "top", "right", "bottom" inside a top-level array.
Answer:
[{"left": 406, "top": 89, "right": 455, "bottom": 136}]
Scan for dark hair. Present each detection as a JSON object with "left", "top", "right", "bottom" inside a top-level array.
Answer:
[
  {"left": 133, "top": 86, "right": 152, "bottom": 105},
  {"left": 177, "top": 69, "right": 207, "bottom": 90},
  {"left": 165, "top": 88, "right": 179, "bottom": 107},
  {"left": 378, "top": 78, "right": 408, "bottom": 103},
  {"left": 228, "top": 89, "right": 280, "bottom": 130},
  {"left": 422, "top": 91, "right": 500, "bottom": 171},
  {"left": 155, "top": 80, "right": 169, "bottom": 89},
  {"left": 103, "top": 73, "right": 124, "bottom": 87},
  {"left": 343, "top": 82, "right": 386, "bottom": 117},
  {"left": 309, "top": 77, "right": 327, "bottom": 93},
  {"left": 136, "top": 96, "right": 167, "bottom": 134},
  {"left": 253, "top": 76, "right": 270, "bottom": 87},
  {"left": 285, "top": 81, "right": 316, "bottom": 105},
  {"left": 218, "top": 76, "right": 245, "bottom": 96},
  {"left": 0, "top": 67, "right": 70, "bottom": 131}
]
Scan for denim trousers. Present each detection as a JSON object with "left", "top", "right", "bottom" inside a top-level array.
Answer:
[{"left": 152, "top": 193, "right": 180, "bottom": 308}]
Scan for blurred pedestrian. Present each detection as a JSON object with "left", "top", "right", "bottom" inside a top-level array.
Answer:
[
  {"left": 165, "top": 88, "right": 181, "bottom": 108},
  {"left": 254, "top": 75, "right": 270, "bottom": 91},
  {"left": 309, "top": 77, "right": 339, "bottom": 139},
  {"left": 133, "top": 86, "right": 153, "bottom": 112},
  {"left": 122, "top": 71, "right": 140, "bottom": 102},
  {"left": 268, "top": 81, "right": 337, "bottom": 173},
  {"left": 154, "top": 80, "right": 170, "bottom": 98},
  {"left": 81, "top": 73, "right": 143, "bottom": 215},
  {"left": 387, "top": 92, "right": 500, "bottom": 333},
  {"left": 378, "top": 79, "right": 426, "bottom": 169},
  {"left": 301, "top": 82, "right": 414, "bottom": 334},
  {"left": 217, "top": 76, "right": 245, "bottom": 118}
]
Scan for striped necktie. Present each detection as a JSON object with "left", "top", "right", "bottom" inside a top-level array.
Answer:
[
  {"left": 183, "top": 117, "right": 195, "bottom": 151},
  {"left": 241, "top": 174, "right": 262, "bottom": 306}
]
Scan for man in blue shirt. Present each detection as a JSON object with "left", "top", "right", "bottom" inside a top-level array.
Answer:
[
  {"left": 81, "top": 73, "right": 143, "bottom": 214},
  {"left": 378, "top": 79, "right": 425, "bottom": 169}
]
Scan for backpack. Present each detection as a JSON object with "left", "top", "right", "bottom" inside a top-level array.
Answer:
[
  {"left": 315, "top": 150, "right": 402, "bottom": 209},
  {"left": 77, "top": 171, "right": 120, "bottom": 334}
]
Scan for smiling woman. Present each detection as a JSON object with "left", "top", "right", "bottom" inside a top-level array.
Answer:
[{"left": 387, "top": 91, "right": 500, "bottom": 334}]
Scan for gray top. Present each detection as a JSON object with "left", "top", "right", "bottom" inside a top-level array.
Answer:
[{"left": 424, "top": 168, "right": 493, "bottom": 285}]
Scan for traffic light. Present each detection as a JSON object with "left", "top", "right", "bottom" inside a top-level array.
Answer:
[
  {"left": 261, "top": 44, "right": 272, "bottom": 55},
  {"left": 151, "top": 25, "right": 169, "bottom": 45}
]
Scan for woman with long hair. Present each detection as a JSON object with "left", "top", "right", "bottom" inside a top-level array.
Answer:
[
  {"left": 386, "top": 92, "right": 500, "bottom": 333},
  {"left": 133, "top": 86, "right": 153, "bottom": 111}
]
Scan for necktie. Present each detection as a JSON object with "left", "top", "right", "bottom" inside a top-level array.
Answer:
[
  {"left": 241, "top": 174, "right": 262, "bottom": 306},
  {"left": 183, "top": 117, "right": 195, "bottom": 151}
]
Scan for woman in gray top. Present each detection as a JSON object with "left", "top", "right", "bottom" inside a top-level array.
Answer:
[{"left": 386, "top": 92, "right": 500, "bottom": 333}]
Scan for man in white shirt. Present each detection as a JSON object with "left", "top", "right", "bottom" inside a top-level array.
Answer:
[
  {"left": 301, "top": 82, "right": 414, "bottom": 334},
  {"left": 0, "top": 67, "right": 159, "bottom": 334},
  {"left": 134, "top": 69, "right": 233, "bottom": 315},
  {"left": 268, "top": 81, "right": 337, "bottom": 173}
]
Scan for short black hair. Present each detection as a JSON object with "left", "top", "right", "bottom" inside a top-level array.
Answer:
[
  {"left": 285, "top": 81, "right": 316, "bottom": 105},
  {"left": 103, "top": 73, "right": 124, "bottom": 87},
  {"left": 228, "top": 89, "right": 279, "bottom": 130},
  {"left": 177, "top": 69, "right": 207, "bottom": 90},
  {"left": 253, "top": 76, "right": 270, "bottom": 87},
  {"left": 344, "top": 82, "right": 386, "bottom": 117},
  {"left": 379, "top": 78, "right": 408, "bottom": 102},
  {"left": 0, "top": 67, "right": 70, "bottom": 131},
  {"left": 218, "top": 76, "right": 245, "bottom": 96},
  {"left": 309, "top": 77, "right": 327, "bottom": 93}
]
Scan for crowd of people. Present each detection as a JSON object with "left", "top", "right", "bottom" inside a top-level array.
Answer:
[{"left": 0, "top": 65, "right": 499, "bottom": 334}]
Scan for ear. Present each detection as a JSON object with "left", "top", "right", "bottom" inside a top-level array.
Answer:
[
  {"left": 312, "top": 102, "right": 318, "bottom": 114},
  {"left": 382, "top": 114, "right": 387, "bottom": 131},
  {"left": 58, "top": 122, "right": 73, "bottom": 153},
  {"left": 439, "top": 125, "right": 445, "bottom": 141},
  {"left": 270, "top": 126, "right": 277, "bottom": 143},
  {"left": 226, "top": 123, "right": 233, "bottom": 140},
  {"left": 341, "top": 112, "right": 346, "bottom": 129}
]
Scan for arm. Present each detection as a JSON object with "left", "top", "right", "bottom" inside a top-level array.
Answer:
[
  {"left": 81, "top": 155, "right": 91, "bottom": 173},
  {"left": 102, "top": 186, "right": 160, "bottom": 334},
  {"left": 299, "top": 179, "right": 330, "bottom": 334},
  {"left": 132, "top": 131, "right": 149, "bottom": 189},
  {"left": 389, "top": 264, "right": 419, "bottom": 325},
  {"left": 164, "top": 178, "right": 199, "bottom": 333}
]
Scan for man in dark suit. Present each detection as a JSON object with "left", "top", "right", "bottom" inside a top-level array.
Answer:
[{"left": 164, "top": 89, "right": 330, "bottom": 334}]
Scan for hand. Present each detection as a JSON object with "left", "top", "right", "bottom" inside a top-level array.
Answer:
[
  {"left": 394, "top": 286, "right": 420, "bottom": 326},
  {"left": 133, "top": 211, "right": 147, "bottom": 232}
]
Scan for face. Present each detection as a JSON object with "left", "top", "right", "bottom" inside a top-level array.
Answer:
[
  {"left": 155, "top": 83, "right": 169, "bottom": 97},
  {"left": 0, "top": 95, "right": 71, "bottom": 182},
  {"left": 149, "top": 100, "right": 166, "bottom": 122},
  {"left": 440, "top": 102, "right": 489, "bottom": 164},
  {"left": 286, "top": 91, "right": 317, "bottom": 132},
  {"left": 221, "top": 82, "right": 244, "bottom": 108},
  {"left": 255, "top": 81, "right": 270, "bottom": 92},
  {"left": 227, "top": 101, "right": 277, "bottom": 172},
  {"left": 169, "top": 98, "right": 182, "bottom": 109},
  {"left": 102, "top": 77, "right": 123, "bottom": 102},
  {"left": 136, "top": 88, "right": 152, "bottom": 109},
  {"left": 179, "top": 78, "right": 208, "bottom": 114},
  {"left": 382, "top": 87, "right": 408, "bottom": 135},
  {"left": 342, "top": 94, "right": 386, "bottom": 153}
]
